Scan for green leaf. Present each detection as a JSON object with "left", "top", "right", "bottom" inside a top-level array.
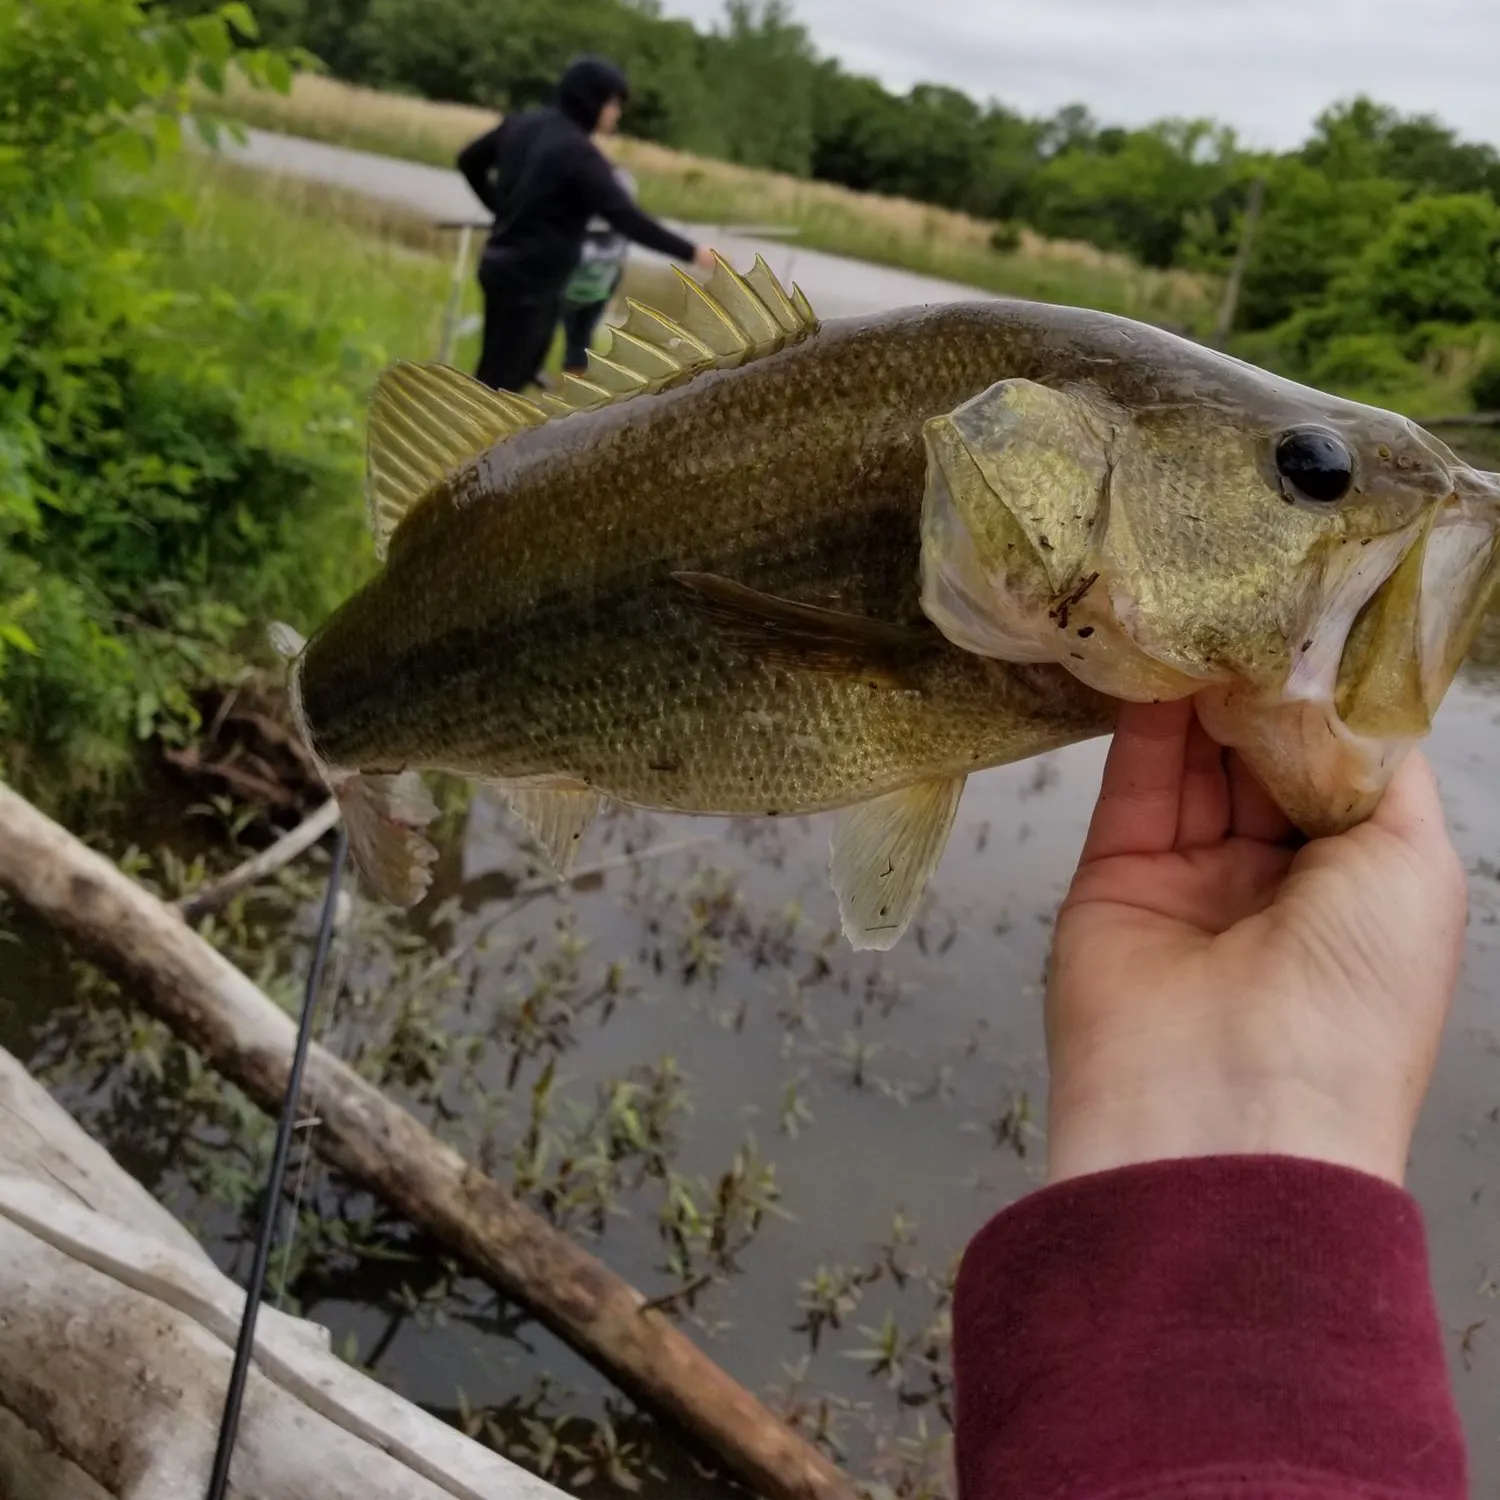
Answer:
[
  {"left": 0, "top": 624, "right": 37, "bottom": 655},
  {"left": 153, "top": 112, "right": 183, "bottom": 157},
  {"left": 263, "top": 51, "right": 294, "bottom": 95},
  {"left": 113, "top": 128, "right": 154, "bottom": 175},
  {"left": 219, "top": 2, "right": 259, "bottom": 41},
  {"left": 187, "top": 15, "right": 233, "bottom": 67}
]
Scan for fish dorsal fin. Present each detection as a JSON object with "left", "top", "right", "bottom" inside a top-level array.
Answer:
[
  {"left": 363, "top": 255, "right": 817, "bottom": 555},
  {"left": 572, "top": 251, "right": 819, "bottom": 409},
  {"left": 366, "top": 362, "right": 547, "bottom": 558},
  {"left": 492, "top": 785, "right": 604, "bottom": 876},
  {"left": 672, "top": 571, "right": 935, "bottom": 686},
  {"left": 831, "top": 776, "right": 966, "bottom": 951}
]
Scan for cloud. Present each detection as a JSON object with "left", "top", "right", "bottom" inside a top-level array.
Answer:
[{"left": 659, "top": 0, "right": 1500, "bottom": 151}]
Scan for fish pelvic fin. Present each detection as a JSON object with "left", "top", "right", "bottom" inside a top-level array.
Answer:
[
  {"left": 491, "top": 784, "right": 603, "bottom": 876},
  {"left": 366, "top": 363, "right": 547, "bottom": 559},
  {"left": 334, "top": 770, "right": 440, "bottom": 908},
  {"left": 672, "top": 571, "right": 935, "bottom": 687},
  {"left": 830, "top": 776, "right": 966, "bottom": 951}
]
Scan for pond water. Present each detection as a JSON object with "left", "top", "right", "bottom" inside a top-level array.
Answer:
[{"left": 4, "top": 651, "right": 1500, "bottom": 1496}]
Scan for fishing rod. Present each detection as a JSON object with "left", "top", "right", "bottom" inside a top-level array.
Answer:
[{"left": 204, "top": 825, "right": 350, "bottom": 1500}]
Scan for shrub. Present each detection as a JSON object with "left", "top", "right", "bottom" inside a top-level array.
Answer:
[{"left": 0, "top": 0, "right": 373, "bottom": 802}]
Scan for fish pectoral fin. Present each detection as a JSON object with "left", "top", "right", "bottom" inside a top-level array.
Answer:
[
  {"left": 335, "top": 770, "right": 440, "bottom": 908},
  {"left": 830, "top": 776, "right": 966, "bottom": 951},
  {"left": 492, "top": 785, "right": 604, "bottom": 876},
  {"left": 672, "top": 571, "right": 936, "bottom": 684},
  {"left": 365, "top": 362, "right": 547, "bottom": 559}
]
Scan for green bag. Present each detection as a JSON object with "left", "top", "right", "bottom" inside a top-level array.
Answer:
[{"left": 563, "top": 260, "right": 619, "bottom": 307}]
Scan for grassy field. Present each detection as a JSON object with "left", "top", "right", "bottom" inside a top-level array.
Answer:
[
  {"left": 208, "top": 73, "right": 1215, "bottom": 327},
  {"left": 154, "top": 150, "right": 484, "bottom": 375}
]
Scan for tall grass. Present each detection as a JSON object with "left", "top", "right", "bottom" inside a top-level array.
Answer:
[{"left": 208, "top": 73, "right": 1214, "bottom": 326}]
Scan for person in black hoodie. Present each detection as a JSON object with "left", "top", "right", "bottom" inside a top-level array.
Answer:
[{"left": 457, "top": 56, "right": 715, "bottom": 392}]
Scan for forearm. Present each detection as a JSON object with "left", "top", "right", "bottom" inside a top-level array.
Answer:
[
  {"left": 600, "top": 200, "right": 695, "bottom": 261},
  {"left": 953, "top": 1156, "right": 1466, "bottom": 1500},
  {"left": 457, "top": 136, "right": 498, "bottom": 213}
]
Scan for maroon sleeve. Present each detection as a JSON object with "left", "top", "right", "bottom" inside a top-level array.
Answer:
[{"left": 952, "top": 1155, "right": 1466, "bottom": 1500}]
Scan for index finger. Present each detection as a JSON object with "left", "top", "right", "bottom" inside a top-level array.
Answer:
[{"left": 1078, "top": 699, "right": 1194, "bottom": 864}]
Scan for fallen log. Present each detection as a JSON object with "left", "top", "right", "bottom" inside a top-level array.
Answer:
[
  {"left": 0, "top": 1043, "right": 560, "bottom": 1500},
  {"left": 0, "top": 781, "right": 858, "bottom": 1500},
  {"left": 177, "top": 797, "right": 342, "bottom": 920}
]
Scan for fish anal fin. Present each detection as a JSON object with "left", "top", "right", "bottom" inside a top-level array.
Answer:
[
  {"left": 672, "top": 571, "right": 934, "bottom": 685},
  {"left": 335, "top": 770, "right": 440, "bottom": 907},
  {"left": 493, "top": 785, "right": 604, "bottom": 876},
  {"left": 366, "top": 362, "right": 545, "bottom": 559},
  {"left": 830, "top": 776, "right": 965, "bottom": 951}
]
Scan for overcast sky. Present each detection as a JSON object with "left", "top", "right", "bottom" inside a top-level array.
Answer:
[{"left": 658, "top": 0, "right": 1499, "bottom": 152}]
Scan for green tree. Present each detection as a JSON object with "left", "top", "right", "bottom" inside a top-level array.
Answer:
[
  {"left": 1020, "top": 119, "right": 1239, "bottom": 267},
  {"left": 1341, "top": 193, "right": 1500, "bottom": 330},
  {"left": 698, "top": 0, "right": 817, "bottom": 174},
  {"left": 1233, "top": 157, "right": 1403, "bottom": 329}
]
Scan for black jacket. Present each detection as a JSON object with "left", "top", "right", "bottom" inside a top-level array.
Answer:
[{"left": 457, "top": 57, "right": 696, "bottom": 296}]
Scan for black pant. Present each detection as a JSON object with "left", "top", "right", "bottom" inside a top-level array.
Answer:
[
  {"left": 560, "top": 297, "right": 609, "bottom": 371},
  {"left": 475, "top": 256, "right": 559, "bottom": 393}
]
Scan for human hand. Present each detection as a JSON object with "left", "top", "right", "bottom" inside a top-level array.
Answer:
[
  {"left": 691, "top": 244, "right": 719, "bottom": 272},
  {"left": 1044, "top": 699, "right": 1466, "bottom": 1188}
]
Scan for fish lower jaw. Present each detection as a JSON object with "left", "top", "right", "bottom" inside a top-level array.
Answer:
[{"left": 1194, "top": 685, "right": 1416, "bottom": 838}]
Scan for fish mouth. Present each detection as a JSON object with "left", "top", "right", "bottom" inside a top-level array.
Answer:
[
  {"left": 1334, "top": 475, "right": 1500, "bottom": 739},
  {"left": 1197, "top": 470, "right": 1500, "bottom": 835}
]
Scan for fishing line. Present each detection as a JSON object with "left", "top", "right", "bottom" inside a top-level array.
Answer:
[
  {"left": 272, "top": 908, "right": 356, "bottom": 1313},
  {"left": 205, "top": 825, "right": 349, "bottom": 1500}
]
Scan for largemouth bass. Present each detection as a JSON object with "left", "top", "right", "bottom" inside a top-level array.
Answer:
[{"left": 276, "top": 256, "right": 1500, "bottom": 949}]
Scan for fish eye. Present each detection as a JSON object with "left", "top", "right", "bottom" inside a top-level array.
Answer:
[{"left": 1274, "top": 427, "right": 1354, "bottom": 505}]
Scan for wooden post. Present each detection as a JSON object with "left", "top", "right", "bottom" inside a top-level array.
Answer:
[
  {"left": 0, "top": 781, "right": 859, "bottom": 1500},
  {"left": 1210, "top": 175, "right": 1265, "bottom": 350},
  {"left": 436, "top": 221, "right": 484, "bottom": 364}
]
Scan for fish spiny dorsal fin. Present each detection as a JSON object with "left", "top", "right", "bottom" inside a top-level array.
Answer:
[
  {"left": 366, "top": 361, "right": 546, "bottom": 558},
  {"left": 364, "top": 258, "right": 820, "bottom": 550},
  {"left": 548, "top": 251, "right": 821, "bottom": 415}
]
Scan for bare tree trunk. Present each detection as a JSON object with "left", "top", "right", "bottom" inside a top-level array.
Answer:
[{"left": 0, "top": 782, "right": 858, "bottom": 1500}]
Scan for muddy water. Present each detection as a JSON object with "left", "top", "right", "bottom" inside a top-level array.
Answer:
[
  {"left": 4, "top": 678, "right": 1499, "bottom": 1494},
  {"left": 271, "top": 678, "right": 1500, "bottom": 1489}
]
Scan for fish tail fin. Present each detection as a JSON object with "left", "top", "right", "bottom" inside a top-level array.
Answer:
[
  {"left": 333, "top": 769, "right": 440, "bottom": 908},
  {"left": 273, "top": 623, "right": 439, "bottom": 908}
]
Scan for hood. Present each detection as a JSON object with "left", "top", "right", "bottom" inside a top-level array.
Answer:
[{"left": 556, "top": 55, "right": 629, "bottom": 133}]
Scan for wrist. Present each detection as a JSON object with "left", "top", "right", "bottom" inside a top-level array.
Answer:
[{"left": 1044, "top": 1073, "right": 1410, "bottom": 1187}]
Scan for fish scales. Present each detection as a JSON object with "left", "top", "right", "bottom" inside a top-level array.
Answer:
[
  {"left": 281, "top": 257, "right": 1500, "bottom": 948},
  {"left": 298, "top": 303, "right": 1116, "bottom": 815}
]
